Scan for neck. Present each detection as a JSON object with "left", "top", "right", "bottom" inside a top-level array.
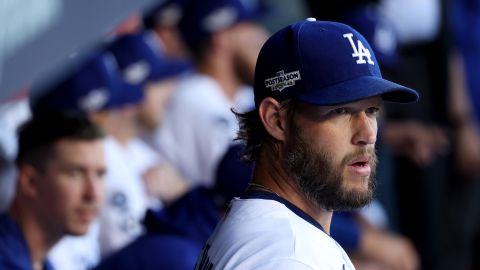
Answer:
[
  {"left": 197, "top": 54, "right": 241, "bottom": 102},
  {"left": 89, "top": 110, "right": 136, "bottom": 146},
  {"left": 251, "top": 150, "right": 334, "bottom": 233},
  {"left": 111, "top": 127, "right": 135, "bottom": 146},
  {"left": 9, "top": 200, "right": 59, "bottom": 269}
]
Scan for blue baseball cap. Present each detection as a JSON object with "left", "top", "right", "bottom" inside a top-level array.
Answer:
[
  {"left": 108, "top": 31, "right": 190, "bottom": 86},
  {"left": 31, "top": 53, "right": 144, "bottom": 114},
  {"left": 253, "top": 18, "right": 419, "bottom": 108},
  {"left": 178, "top": 0, "right": 264, "bottom": 49}
]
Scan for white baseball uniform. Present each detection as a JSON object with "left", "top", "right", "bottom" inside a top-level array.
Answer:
[
  {"left": 144, "top": 74, "right": 253, "bottom": 187},
  {"left": 196, "top": 190, "right": 355, "bottom": 270},
  {"left": 98, "top": 137, "right": 162, "bottom": 257},
  {"left": 48, "top": 222, "right": 101, "bottom": 270}
]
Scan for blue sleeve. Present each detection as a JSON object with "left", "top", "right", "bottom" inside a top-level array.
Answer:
[
  {"left": 94, "top": 234, "right": 201, "bottom": 270},
  {"left": 330, "top": 212, "right": 361, "bottom": 251}
]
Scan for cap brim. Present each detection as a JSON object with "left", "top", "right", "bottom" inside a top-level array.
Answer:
[
  {"left": 111, "top": 81, "right": 144, "bottom": 108},
  {"left": 296, "top": 76, "right": 419, "bottom": 106},
  {"left": 148, "top": 59, "right": 192, "bottom": 82}
]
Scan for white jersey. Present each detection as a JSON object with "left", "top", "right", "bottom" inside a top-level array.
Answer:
[
  {"left": 98, "top": 137, "right": 162, "bottom": 257},
  {"left": 48, "top": 222, "right": 101, "bottom": 270},
  {"left": 145, "top": 74, "right": 253, "bottom": 187},
  {"left": 196, "top": 191, "right": 355, "bottom": 270}
]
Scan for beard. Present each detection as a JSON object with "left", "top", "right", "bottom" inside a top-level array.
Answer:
[{"left": 284, "top": 124, "right": 377, "bottom": 211}]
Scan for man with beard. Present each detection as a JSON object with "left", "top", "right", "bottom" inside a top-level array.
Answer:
[
  {"left": 195, "top": 18, "right": 419, "bottom": 269},
  {"left": 144, "top": 0, "right": 269, "bottom": 187}
]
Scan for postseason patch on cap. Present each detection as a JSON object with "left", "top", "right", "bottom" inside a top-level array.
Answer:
[{"left": 264, "top": 70, "right": 301, "bottom": 92}]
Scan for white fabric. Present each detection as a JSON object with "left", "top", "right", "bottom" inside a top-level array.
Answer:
[
  {"left": 147, "top": 74, "right": 253, "bottom": 187},
  {"left": 0, "top": 98, "right": 31, "bottom": 159},
  {"left": 359, "top": 199, "right": 389, "bottom": 229},
  {"left": 380, "top": 0, "right": 441, "bottom": 45},
  {"left": 197, "top": 198, "right": 356, "bottom": 270},
  {"left": 0, "top": 98, "right": 30, "bottom": 212},
  {"left": 48, "top": 222, "right": 101, "bottom": 270},
  {"left": 98, "top": 137, "right": 162, "bottom": 257}
]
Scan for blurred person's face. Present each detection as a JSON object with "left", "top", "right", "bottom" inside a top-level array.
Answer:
[
  {"left": 111, "top": 11, "right": 143, "bottom": 35},
  {"left": 154, "top": 27, "right": 191, "bottom": 59},
  {"left": 283, "top": 96, "right": 381, "bottom": 211},
  {"left": 137, "top": 78, "right": 177, "bottom": 132},
  {"left": 32, "top": 139, "right": 106, "bottom": 236},
  {"left": 228, "top": 22, "right": 269, "bottom": 85},
  {"left": 89, "top": 107, "right": 139, "bottom": 144}
]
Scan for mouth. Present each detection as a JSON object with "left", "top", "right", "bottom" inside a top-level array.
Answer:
[
  {"left": 347, "top": 156, "right": 371, "bottom": 177},
  {"left": 77, "top": 208, "right": 98, "bottom": 223}
]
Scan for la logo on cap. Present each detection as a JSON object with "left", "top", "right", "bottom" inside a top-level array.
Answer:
[{"left": 343, "top": 33, "right": 374, "bottom": 65}]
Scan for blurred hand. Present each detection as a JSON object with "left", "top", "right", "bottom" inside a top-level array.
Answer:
[
  {"left": 384, "top": 121, "right": 449, "bottom": 167},
  {"left": 454, "top": 122, "right": 480, "bottom": 177},
  {"left": 351, "top": 258, "right": 390, "bottom": 270},
  {"left": 142, "top": 163, "right": 190, "bottom": 204},
  {"left": 360, "top": 227, "right": 420, "bottom": 270}
]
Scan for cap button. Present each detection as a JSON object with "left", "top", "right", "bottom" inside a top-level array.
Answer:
[{"left": 306, "top": 17, "right": 316, "bottom": 22}]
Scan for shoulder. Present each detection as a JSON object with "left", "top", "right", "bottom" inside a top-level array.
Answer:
[
  {"left": 200, "top": 199, "right": 353, "bottom": 269},
  {"left": 201, "top": 199, "right": 305, "bottom": 268},
  {"left": 95, "top": 234, "right": 200, "bottom": 270},
  {"left": 0, "top": 215, "right": 32, "bottom": 269}
]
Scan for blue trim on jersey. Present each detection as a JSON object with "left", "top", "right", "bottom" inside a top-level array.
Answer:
[{"left": 240, "top": 190, "right": 327, "bottom": 233}]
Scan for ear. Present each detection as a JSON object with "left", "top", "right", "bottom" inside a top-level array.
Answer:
[
  {"left": 258, "top": 97, "right": 288, "bottom": 142},
  {"left": 17, "top": 164, "right": 40, "bottom": 198}
]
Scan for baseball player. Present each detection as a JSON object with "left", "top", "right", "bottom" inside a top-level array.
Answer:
[
  {"left": 145, "top": 0, "right": 269, "bottom": 186},
  {"left": 0, "top": 113, "right": 106, "bottom": 270},
  {"left": 195, "top": 18, "right": 418, "bottom": 269}
]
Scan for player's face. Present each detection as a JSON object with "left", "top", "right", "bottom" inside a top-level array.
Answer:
[
  {"left": 229, "top": 22, "right": 269, "bottom": 85},
  {"left": 137, "top": 78, "right": 177, "bottom": 131},
  {"left": 34, "top": 139, "right": 106, "bottom": 236},
  {"left": 284, "top": 96, "right": 381, "bottom": 211}
]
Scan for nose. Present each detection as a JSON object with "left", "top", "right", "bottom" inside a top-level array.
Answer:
[
  {"left": 83, "top": 173, "right": 105, "bottom": 204},
  {"left": 351, "top": 112, "right": 377, "bottom": 146}
]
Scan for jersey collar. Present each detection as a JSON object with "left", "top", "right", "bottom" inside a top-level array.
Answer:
[{"left": 240, "top": 190, "right": 328, "bottom": 234}]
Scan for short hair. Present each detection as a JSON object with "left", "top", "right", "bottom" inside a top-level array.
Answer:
[
  {"left": 16, "top": 112, "right": 105, "bottom": 169},
  {"left": 188, "top": 39, "right": 211, "bottom": 63},
  {"left": 234, "top": 99, "right": 299, "bottom": 162}
]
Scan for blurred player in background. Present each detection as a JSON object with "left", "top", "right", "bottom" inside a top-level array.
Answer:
[{"left": 0, "top": 113, "right": 106, "bottom": 270}]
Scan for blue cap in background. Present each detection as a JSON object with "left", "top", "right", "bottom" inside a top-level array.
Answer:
[
  {"left": 253, "top": 18, "right": 419, "bottom": 108},
  {"left": 178, "top": 0, "right": 264, "bottom": 50},
  {"left": 31, "top": 53, "right": 144, "bottom": 115},
  {"left": 108, "top": 31, "right": 190, "bottom": 86}
]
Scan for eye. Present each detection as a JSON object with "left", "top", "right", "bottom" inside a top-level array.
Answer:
[
  {"left": 97, "top": 169, "right": 107, "bottom": 180},
  {"left": 66, "top": 168, "right": 82, "bottom": 178},
  {"left": 365, "top": 107, "right": 380, "bottom": 116},
  {"left": 331, "top": 107, "right": 349, "bottom": 115}
]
